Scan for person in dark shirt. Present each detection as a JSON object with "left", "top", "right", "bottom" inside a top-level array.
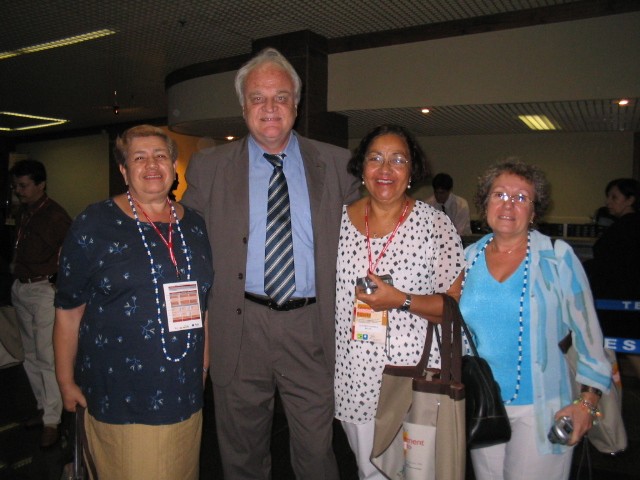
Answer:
[
  {"left": 9, "top": 159, "right": 71, "bottom": 447},
  {"left": 585, "top": 178, "right": 640, "bottom": 378}
]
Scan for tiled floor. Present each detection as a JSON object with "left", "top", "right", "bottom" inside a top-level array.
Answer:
[{"left": 1, "top": 360, "right": 638, "bottom": 480}]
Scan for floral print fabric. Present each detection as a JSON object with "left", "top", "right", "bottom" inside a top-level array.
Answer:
[{"left": 55, "top": 200, "right": 213, "bottom": 425}]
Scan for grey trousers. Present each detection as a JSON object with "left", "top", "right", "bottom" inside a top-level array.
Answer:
[
  {"left": 11, "top": 280, "right": 62, "bottom": 425},
  {"left": 213, "top": 300, "right": 338, "bottom": 480}
]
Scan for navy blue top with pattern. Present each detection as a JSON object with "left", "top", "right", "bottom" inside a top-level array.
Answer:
[{"left": 55, "top": 199, "right": 213, "bottom": 425}]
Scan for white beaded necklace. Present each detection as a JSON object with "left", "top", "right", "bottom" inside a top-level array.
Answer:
[
  {"left": 127, "top": 191, "right": 193, "bottom": 363},
  {"left": 463, "top": 232, "right": 530, "bottom": 404}
]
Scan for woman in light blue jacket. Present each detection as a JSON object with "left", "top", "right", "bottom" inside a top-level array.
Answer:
[{"left": 460, "top": 160, "right": 611, "bottom": 480}]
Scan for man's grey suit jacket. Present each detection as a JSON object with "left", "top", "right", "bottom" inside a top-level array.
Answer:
[{"left": 182, "top": 133, "right": 360, "bottom": 386}]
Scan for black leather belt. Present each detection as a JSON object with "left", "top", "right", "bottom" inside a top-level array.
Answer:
[
  {"left": 18, "top": 275, "right": 51, "bottom": 284},
  {"left": 244, "top": 292, "right": 316, "bottom": 311}
]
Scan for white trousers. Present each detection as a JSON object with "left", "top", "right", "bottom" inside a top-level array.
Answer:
[
  {"left": 11, "top": 280, "right": 62, "bottom": 425},
  {"left": 341, "top": 419, "right": 387, "bottom": 480},
  {"left": 470, "top": 405, "right": 573, "bottom": 480}
]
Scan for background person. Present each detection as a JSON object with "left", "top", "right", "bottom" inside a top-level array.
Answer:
[
  {"left": 54, "top": 125, "right": 213, "bottom": 479},
  {"left": 425, "top": 172, "right": 472, "bottom": 235},
  {"left": 9, "top": 159, "right": 71, "bottom": 447},
  {"left": 585, "top": 178, "right": 640, "bottom": 378},
  {"left": 460, "top": 160, "right": 611, "bottom": 480},
  {"left": 334, "top": 124, "right": 464, "bottom": 479},
  {"left": 182, "top": 48, "right": 360, "bottom": 479}
]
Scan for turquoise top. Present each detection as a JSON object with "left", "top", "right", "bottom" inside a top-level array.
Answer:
[{"left": 460, "top": 254, "right": 533, "bottom": 405}]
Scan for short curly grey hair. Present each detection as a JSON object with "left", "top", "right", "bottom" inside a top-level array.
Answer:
[
  {"left": 234, "top": 48, "right": 302, "bottom": 107},
  {"left": 475, "top": 159, "right": 550, "bottom": 227}
]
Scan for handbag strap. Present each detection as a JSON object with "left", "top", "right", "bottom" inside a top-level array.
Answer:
[
  {"left": 460, "top": 314, "right": 480, "bottom": 358},
  {"left": 431, "top": 294, "right": 463, "bottom": 384},
  {"left": 415, "top": 294, "right": 464, "bottom": 385},
  {"left": 417, "top": 316, "right": 435, "bottom": 374}
]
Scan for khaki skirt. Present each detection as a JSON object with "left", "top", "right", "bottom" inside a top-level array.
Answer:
[{"left": 83, "top": 409, "right": 202, "bottom": 480}]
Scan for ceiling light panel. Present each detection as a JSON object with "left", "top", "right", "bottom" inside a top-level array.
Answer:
[
  {"left": 0, "top": 29, "right": 115, "bottom": 60},
  {"left": 0, "top": 112, "right": 68, "bottom": 131},
  {"left": 518, "top": 115, "right": 557, "bottom": 130}
]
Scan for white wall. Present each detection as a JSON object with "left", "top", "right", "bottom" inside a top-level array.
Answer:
[
  {"left": 329, "top": 12, "right": 640, "bottom": 110},
  {"left": 15, "top": 133, "right": 109, "bottom": 218},
  {"left": 394, "top": 132, "right": 633, "bottom": 224}
]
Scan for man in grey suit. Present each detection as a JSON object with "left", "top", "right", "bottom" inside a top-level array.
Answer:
[{"left": 182, "top": 48, "right": 360, "bottom": 479}]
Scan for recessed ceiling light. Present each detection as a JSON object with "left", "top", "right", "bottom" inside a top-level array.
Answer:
[
  {"left": 0, "top": 29, "right": 116, "bottom": 60},
  {"left": 420, "top": 108, "right": 430, "bottom": 114},
  {"left": 518, "top": 114, "right": 558, "bottom": 131},
  {"left": 225, "top": 136, "right": 235, "bottom": 141},
  {"left": 0, "top": 111, "right": 68, "bottom": 131},
  {"left": 618, "top": 99, "right": 629, "bottom": 106}
]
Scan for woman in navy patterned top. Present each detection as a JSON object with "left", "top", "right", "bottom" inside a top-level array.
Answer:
[{"left": 54, "top": 125, "right": 213, "bottom": 480}]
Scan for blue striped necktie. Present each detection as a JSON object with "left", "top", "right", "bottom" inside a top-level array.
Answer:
[{"left": 263, "top": 153, "right": 296, "bottom": 305}]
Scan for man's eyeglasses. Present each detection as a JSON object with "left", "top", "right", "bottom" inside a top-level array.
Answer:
[
  {"left": 489, "top": 192, "right": 534, "bottom": 205},
  {"left": 365, "top": 153, "right": 410, "bottom": 168}
]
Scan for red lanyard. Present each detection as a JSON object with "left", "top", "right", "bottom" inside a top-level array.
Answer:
[
  {"left": 364, "top": 200, "right": 409, "bottom": 274},
  {"left": 15, "top": 197, "right": 50, "bottom": 249},
  {"left": 135, "top": 199, "right": 179, "bottom": 278}
]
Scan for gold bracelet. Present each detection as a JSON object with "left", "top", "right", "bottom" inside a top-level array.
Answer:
[{"left": 573, "top": 397, "right": 603, "bottom": 425}]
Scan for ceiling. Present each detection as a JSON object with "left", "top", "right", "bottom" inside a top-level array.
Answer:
[{"left": 1, "top": 0, "right": 639, "bottom": 140}]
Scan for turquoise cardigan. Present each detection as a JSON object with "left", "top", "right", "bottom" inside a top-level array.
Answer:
[{"left": 463, "top": 230, "right": 611, "bottom": 454}]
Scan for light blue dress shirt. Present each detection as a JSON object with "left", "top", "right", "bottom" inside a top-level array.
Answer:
[{"left": 245, "top": 133, "right": 316, "bottom": 297}]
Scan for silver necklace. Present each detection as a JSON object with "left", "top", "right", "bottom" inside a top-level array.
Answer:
[
  {"left": 127, "top": 191, "right": 193, "bottom": 363},
  {"left": 463, "top": 232, "right": 530, "bottom": 404}
]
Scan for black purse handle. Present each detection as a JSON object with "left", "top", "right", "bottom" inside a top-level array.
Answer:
[{"left": 460, "top": 315, "right": 480, "bottom": 358}]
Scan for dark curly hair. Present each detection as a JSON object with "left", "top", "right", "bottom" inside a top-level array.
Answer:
[
  {"left": 474, "top": 159, "right": 550, "bottom": 228},
  {"left": 347, "top": 124, "right": 430, "bottom": 183}
]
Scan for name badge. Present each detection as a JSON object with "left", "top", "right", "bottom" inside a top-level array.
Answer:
[
  {"left": 163, "top": 281, "right": 203, "bottom": 332},
  {"left": 352, "top": 299, "right": 388, "bottom": 344}
]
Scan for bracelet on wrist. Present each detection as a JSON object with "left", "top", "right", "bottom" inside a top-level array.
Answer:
[{"left": 573, "top": 397, "right": 603, "bottom": 425}]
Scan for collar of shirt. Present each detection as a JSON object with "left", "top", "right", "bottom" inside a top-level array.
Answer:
[
  {"left": 442, "top": 193, "right": 456, "bottom": 211},
  {"left": 248, "top": 132, "right": 298, "bottom": 172},
  {"left": 23, "top": 193, "right": 49, "bottom": 213}
]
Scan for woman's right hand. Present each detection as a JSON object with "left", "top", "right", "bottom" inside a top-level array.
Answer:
[
  {"left": 355, "top": 273, "right": 404, "bottom": 312},
  {"left": 53, "top": 305, "right": 86, "bottom": 413},
  {"left": 59, "top": 382, "right": 87, "bottom": 412}
]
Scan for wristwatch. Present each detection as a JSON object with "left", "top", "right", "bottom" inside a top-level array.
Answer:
[{"left": 399, "top": 294, "right": 412, "bottom": 312}]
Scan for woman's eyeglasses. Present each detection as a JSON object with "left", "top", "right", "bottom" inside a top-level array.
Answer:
[
  {"left": 489, "top": 192, "right": 533, "bottom": 205},
  {"left": 365, "top": 153, "right": 410, "bottom": 168}
]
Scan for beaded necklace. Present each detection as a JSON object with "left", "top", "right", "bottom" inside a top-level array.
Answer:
[
  {"left": 463, "top": 232, "right": 530, "bottom": 404},
  {"left": 127, "top": 191, "right": 193, "bottom": 363}
]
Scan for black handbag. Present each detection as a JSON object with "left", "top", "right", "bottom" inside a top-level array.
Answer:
[{"left": 460, "top": 315, "right": 511, "bottom": 449}]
